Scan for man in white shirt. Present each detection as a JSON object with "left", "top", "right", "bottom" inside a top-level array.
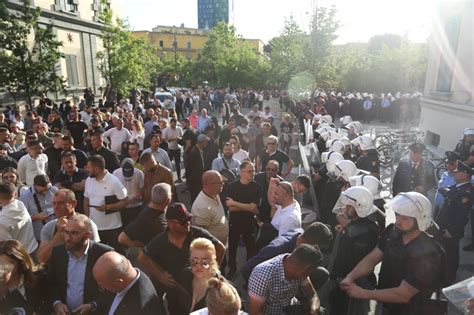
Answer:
[
  {"left": 192, "top": 170, "right": 229, "bottom": 245},
  {"left": 84, "top": 155, "right": 129, "bottom": 254},
  {"left": 0, "top": 182, "right": 38, "bottom": 254},
  {"left": 18, "top": 140, "right": 48, "bottom": 186},
  {"left": 270, "top": 180, "right": 301, "bottom": 236},
  {"left": 103, "top": 117, "right": 131, "bottom": 155},
  {"left": 162, "top": 118, "right": 183, "bottom": 182},
  {"left": 112, "top": 158, "right": 144, "bottom": 226}
]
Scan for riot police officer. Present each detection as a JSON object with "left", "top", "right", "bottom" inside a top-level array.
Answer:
[
  {"left": 329, "top": 186, "right": 380, "bottom": 314},
  {"left": 352, "top": 135, "right": 380, "bottom": 179},
  {"left": 454, "top": 128, "right": 474, "bottom": 161},
  {"left": 392, "top": 142, "right": 436, "bottom": 196},
  {"left": 435, "top": 160, "right": 472, "bottom": 284},
  {"left": 340, "top": 192, "right": 446, "bottom": 315}
]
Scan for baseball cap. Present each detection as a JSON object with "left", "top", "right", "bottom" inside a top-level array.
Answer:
[
  {"left": 121, "top": 158, "right": 134, "bottom": 178},
  {"left": 166, "top": 203, "right": 192, "bottom": 223}
]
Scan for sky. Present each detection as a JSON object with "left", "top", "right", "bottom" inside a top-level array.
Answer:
[{"left": 117, "top": 0, "right": 435, "bottom": 44}]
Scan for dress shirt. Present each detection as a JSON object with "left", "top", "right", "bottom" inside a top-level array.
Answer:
[
  {"left": 271, "top": 201, "right": 302, "bottom": 236},
  {"left": 66, "top": 240, "right": 90, "bottom": 310},
  {"left": 211, "top": 157, "right": 241, "bottom": 172},
  {"left": 17, "top": 153, "right": 48, "bottom": 186},
  {"left": 108, "top": 269, "right": 141, "bottom": 315},
  {"left": 141, "top": 147, "right": 172, "bottom": 171},
  {"left": 197, "top": 116, "right": 211, "bottom": 132}
]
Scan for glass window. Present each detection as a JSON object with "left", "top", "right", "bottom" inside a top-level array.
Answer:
[
  {"left": 187, "top": 42, "right": 192, "bottom": 49},
  {"left": 65, "top": 54, "right": 79, "bottom": 87},
  {"left": 436, "top": 13, "right": 461, "bottom": 92}
]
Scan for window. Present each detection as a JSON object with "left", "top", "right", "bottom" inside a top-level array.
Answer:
[
  {"left": 436, "top": 13, "right": 461, "bottom": 92},
  {"left": 173, "top": 41, "right": 178, "bottom": 49},
  {"left": 65, "top": 54, "right": 79, "bottom": 87},
  {"left": 187, "top": 42, "right": 192, "bottom": 49},
  {"left": 58, "top": 0, "right": 78, "bottom": 13},
  {"left": 159, "top": 40, "right": 164, "bottom": 48}
]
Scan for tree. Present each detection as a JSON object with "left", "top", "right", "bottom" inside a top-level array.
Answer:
[
  {"left": 267, "top": 17, "right": 306, "bottom": 88},
  {"left": 97, "top": 1, "right": 159, "bottom": 100},
  {"left": 305, "top": 5, "right": 340, "bottom": 88},
  {"left": 0, "top": 0, "right": 64, "bottom": 107},
  {"left": 192, "top": 22, "right": 269, "bottom": 88}
]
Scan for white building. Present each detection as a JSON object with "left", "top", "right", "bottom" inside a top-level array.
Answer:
[
  {"left": 419, "top": 1, "right": 473, "bottom": 153},
  {"left": 2, "top": 0, "right": 121, "bottom": 106}
]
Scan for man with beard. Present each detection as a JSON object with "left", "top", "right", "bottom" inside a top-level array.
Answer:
[
  {"left": 211, "top": 142, "right": 241, "bottom": 173},
  {"left": 88, "top": 132, "right": 120, "bottom": 173},
  {"left": 49, "top": 214, "right": 113, "bottom": 315},
  {"left": 84, "top": 155, "right": 129, "bottom": 253},
  {"left": 340, "top": 192, "right": 446, "bottom": 315}
]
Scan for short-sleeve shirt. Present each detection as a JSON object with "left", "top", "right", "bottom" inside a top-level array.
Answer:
[
  {"left": 84, "top": 172, "right": 127, "bottom": 230},
  {"left": 112, "top": 168, "right": 144, "bottom": 208},
  {"left": 53, "top": 168, "right": 89, "bottom": 213},
  {"left": 271, "top": 202, "right": 302, "bottom": 236},
  {"left": 258, "top": 149, "right": 290, "bottom": 175},
  {"left": 123, "top": 205, "right": 166, "bottom": 245},
  {"left": 248, "top": 254, "right": 307, "bottom": 315},
  {"left": 377, "top": 225, "right": 444, "bottom": 314},
  {"left": 162, "top": 126, "right": 183, "bottom": 150},
  {"left": 191, "top": 191, "right": 229, "bottom": 244},
  {"left": 226, "top": 180, "right": 261, "bottom": 223},
  {"left": 144, "top": 226, "right": 220, "bottom": 278}
]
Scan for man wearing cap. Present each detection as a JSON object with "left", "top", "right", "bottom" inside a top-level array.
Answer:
[
  {"left": 185, "top": 134, "right": 209, "bottom": 203},
  {"left": 138, "top": 203, "right": 225, "bottom": 314},
  {"left": 113, "top": 158, "right": 144, "bottom": 227},
  {"left": 434, "top": 151, "right": 459, "bottom": 212},
  {"left": 454, "top": 128, "right": 474, "bottom": 161},
  {"left": 435, "top": 160, "right": 472, "bottom": 284},
  {"left": 392, "top": 142, "right": 436, "bottom": 196}
]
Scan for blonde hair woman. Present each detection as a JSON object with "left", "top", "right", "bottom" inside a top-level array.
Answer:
[
  {"left": 176, "top": 238, "right": 220, "bottom": 314},
  {"left": 130, "top": 119, "right": 145, "bottom": 150}
]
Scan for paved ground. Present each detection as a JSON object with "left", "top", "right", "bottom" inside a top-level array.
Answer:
[{"left": 173, "top": 98, "right": 473, "bottom": 313}]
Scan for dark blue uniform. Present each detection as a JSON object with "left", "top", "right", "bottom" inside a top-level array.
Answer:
[
  {"left": 355, "top": 149, "right": 380, "bottom": 177},
  {"left": 435, "top": 182, "right": 472, "bottom": 283},
  {"left": 392, "top": 158, "right": 436, "bottom": 196}
]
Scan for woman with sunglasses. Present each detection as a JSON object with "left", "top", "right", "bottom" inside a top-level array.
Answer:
[
  {"left": 0, "top": 240, "right": 50, "bottom": 314},
  {"left": 176, "top": 238, "right": 220, "bottom": 314},
  {"left": 2, "top": 167, "right": 27, "bottom": 198}
]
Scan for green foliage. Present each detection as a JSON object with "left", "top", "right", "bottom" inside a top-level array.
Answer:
[
  {"left": 0, "top": 0, "right": 64, "bottom": 106},
  {"left": 97, "top": 1, "right": 159, "bottom": 99},
  {"left": 267, "top": 17, "right": 307, "bottom": 88},
  {"left": 192, "top": 22, "right": 270, "bottom": 88}
]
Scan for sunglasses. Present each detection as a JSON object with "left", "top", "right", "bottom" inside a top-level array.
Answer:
[{"left": 190, "top": 258, "right": 211, "bottom": 269}]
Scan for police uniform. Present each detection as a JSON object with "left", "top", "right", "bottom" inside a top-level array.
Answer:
[
  {"left": 329, "top": 218, "right": 379, "bottom": 314},
  {"left": 319, "top": 178, "right": 345, "bottom": 228},
  {"left": 377, "top": 224, "right": 446, "bottom": 314},
  {"left": 356, "top": 149, "right": 380, "bottom": 177},
  {"left": 392, "top": 144, "right": 436, "bottom": 196},
  {"left": 435, "top": 161, "right": 472, "bottom": 284},
  {"left": 434, "top": 151, "right": 459, "bottom": 209}
]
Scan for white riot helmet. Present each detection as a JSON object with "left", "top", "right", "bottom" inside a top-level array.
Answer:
[
  {"left": 345, "top": 121, "right": 363, "bottom": 134},
  {"left": 324, "top": 151, "right": 344, "bottom": 173},
  {"left": 333, "top": 160, "right": 358, "bottom": 182},
  {"left": 338, "top": 137, "right": 352, "bottom": 150},
  {"left": 351, "top": 135, "right": 375, "bottom": 150},
  {"left": 321, "top": 115, "right": 333, "bottom": 125},
  {"left": 349, "top": 174, "right": 382, "bottom": 199},
  {"left": 327, "top": 140, "right": 345, "bottom": 154},
  {"left": 332, "top": 186, "right": 379, "bottom": 218},
  {"left": 320, "top": 130, "right": 340, "bottom": 142},
  {"left": 384, "top": 192, "right": 433, "bottom": 231},
  {"left": 340, "top": 115, "right": 353, "bottom": 126}
]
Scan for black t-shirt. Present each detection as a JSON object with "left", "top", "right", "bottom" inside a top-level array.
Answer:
[
  {"left": 88, "top": 147, "right": 120, "bottom": 173},
  {"left": 44, "top": 147, "right": 63, "bottom": 178},
  {"left": 258, "top": 149, "right": 290, "bottom": 175},
  {"left": 226, "top": 180, "right": 262, "bottom": 222},
  {"left": 377, "top": 224, "right": 444, "bottom": 314},
  {"left": 280, "top": 122, "right": 293, "bottom": 134},
  {"left": 181, "top": 128, "right": 197, "bottom": 149},
  {"left": 53, "top": 168, "right": 89, "bottom": 213},
  {"left": 124, "top": 205, "right": 166, "bottom": 245},
  {"left": 66, "top": 121, "right": 88, "bottom": 145},
  {"left": 144, "top": 226, "right": 220, "bottom": 278}
]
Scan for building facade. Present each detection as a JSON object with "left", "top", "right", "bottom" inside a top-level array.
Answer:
[
  {"left": 134, "top": 24, "right": 264, "bottom": 61},
  {"left": 419, "top": 1, "right": 473, "bottom": 153},
  {"left": 197, "top": 0, "right": 229, "bottom": 29},
  {"left": 2, "top": 0, "right": 120, "bottom": 106}
]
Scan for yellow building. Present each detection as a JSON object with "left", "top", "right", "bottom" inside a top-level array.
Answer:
[
  {"left": 2, "top": 0, "right": 121, "bottom": 106},
  {"left": 133, "top": 24, "right": 264, "bottom": 60}
]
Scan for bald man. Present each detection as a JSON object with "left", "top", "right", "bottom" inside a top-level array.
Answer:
[
  {"left": 93, "top": 252, "right": 164, "bottom": 315},
  {"left": 191, "top": 170, "right": 229, "bottom": 245}
]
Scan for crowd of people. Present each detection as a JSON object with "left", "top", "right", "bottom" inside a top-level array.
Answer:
[{"left": 0, "top": 87, "right": 473, "bottom": 315}]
